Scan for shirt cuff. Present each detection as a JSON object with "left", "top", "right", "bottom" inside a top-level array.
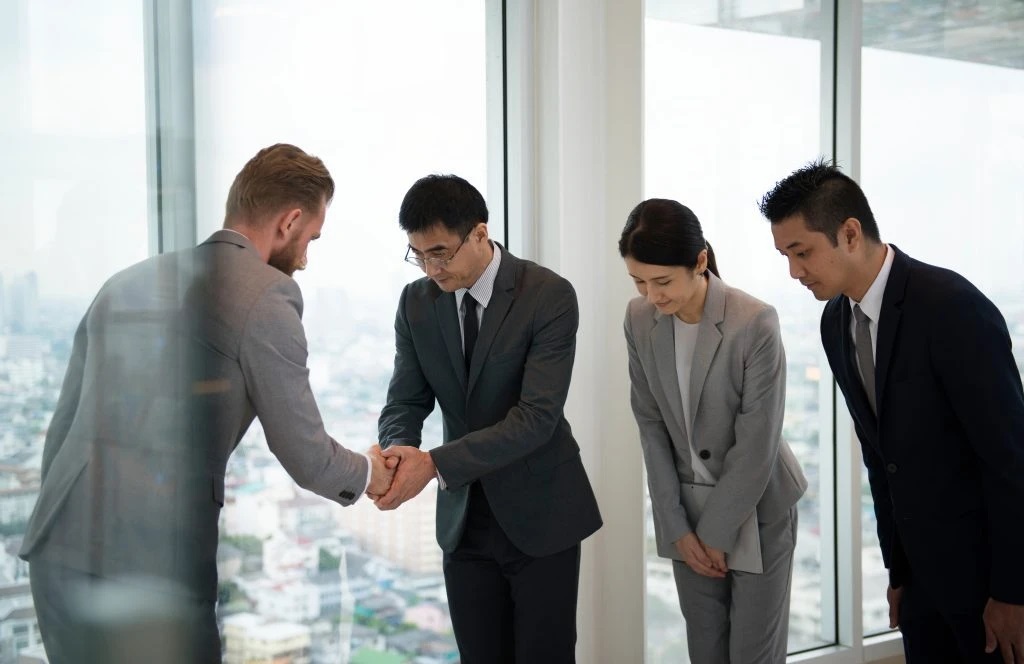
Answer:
[{"left": 358, "top": 452, "right": 374, "bottom": 502}]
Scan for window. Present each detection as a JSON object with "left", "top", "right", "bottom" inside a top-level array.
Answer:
[
  {"left": 0, "top": 2, "right": 150, "bottom": 660},
  {"left": 859, "top": 0, "right": 1024, "bottom": 636},
  {"left": 643, "top": 2, "right": 828, "bottom": 658},
  {"left": 5, "top": 1, "right": 499, "bottom": 661},
  {"left": 192, "top": 0, "right": 495, "bottom": 659}
]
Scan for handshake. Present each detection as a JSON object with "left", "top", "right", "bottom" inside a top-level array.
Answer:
[{"left": 363, "top": 443, "right": 437, "bottom": 511}]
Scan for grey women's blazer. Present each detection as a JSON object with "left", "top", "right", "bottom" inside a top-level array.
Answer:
[{"left": 624, "top": 273, "right": 807, "bottom": 560}]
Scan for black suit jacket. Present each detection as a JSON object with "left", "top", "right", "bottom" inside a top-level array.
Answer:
[
  {"left": 378, "top": 245, "right": 602, "bottom": 557},
  {"left": 821, "top": 245, "right": 1024, "bottom": 611}
]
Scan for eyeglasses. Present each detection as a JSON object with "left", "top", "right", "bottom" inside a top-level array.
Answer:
[{"left": 404, "top": 232, "right": 471, "bottom": 269}]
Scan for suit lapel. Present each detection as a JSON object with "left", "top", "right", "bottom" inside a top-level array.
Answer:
[
  {"left": 467, "top": 249, "right": 518, "bottom": 394},
  {"left": 875, "top": 246, "right": 908, "bottom": 412},
  {"left": 689, "top": 275, "right": 724, "bottom": 431},
  {"left": 434, "top": 292, "right": 467, "bottom": 391},
  {"left": 651, "top": 313, "right": 687, "bottom": 436}
]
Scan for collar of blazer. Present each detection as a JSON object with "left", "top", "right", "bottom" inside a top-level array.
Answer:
[
  {"left": 203, "top": 229, "right": 260, "bottom": 257},
  {"left": 433, "top": 242, "right": 522, "bottom": 394},
  {"left": 650, "top": 272, "right": 726, "bottom": 439},
  {"left": 831, "top": 243, "right": 910, "bottom": 438}
]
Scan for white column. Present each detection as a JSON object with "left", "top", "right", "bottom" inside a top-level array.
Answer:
[{"left": 511, "top": 0, "right": 646, "bottom": 660}]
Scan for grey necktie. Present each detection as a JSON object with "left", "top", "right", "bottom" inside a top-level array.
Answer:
[{"left": 853, "top": 304, "right": 877, "bottom": 414}]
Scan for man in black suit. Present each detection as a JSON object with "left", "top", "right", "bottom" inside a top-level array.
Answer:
[
  {"left": 371, "top": 174, "right": 602, "bottom": 663},
  {"left": 760, "top": 160, "right": 1024, "bottom": 663}
]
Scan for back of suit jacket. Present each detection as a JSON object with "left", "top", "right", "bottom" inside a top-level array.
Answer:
[
  {"left": 378, "top": 246, "right": 602, "bottom": 557},
  {"left": 821, "top": 245, "right": 1024, "bottom": 609},
  {"left": 21, "top": 231, "right": 368, "bottom": 600}
]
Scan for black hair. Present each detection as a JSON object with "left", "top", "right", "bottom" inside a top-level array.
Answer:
[
  {"left": 618, "top": 198, "right": 720, "bottom": 278},
  {"left": 398, "top": 174, "right": 488, "bottom": 237},
  {"left": 758, "top": 158, "right": 880, "bottom": 245}
]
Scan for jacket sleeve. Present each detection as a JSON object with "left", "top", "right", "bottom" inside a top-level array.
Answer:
[
  {"left": 240, "top": 277, "right": 369, "bottom": 505},
  {"left": 377, "top": 283, "right": 436, "bottom": 449},
  {"left": 624, "top": 303, "right": 692, "bottom": 546},
  {"left": 40, "top": 309, "right": 91, "bottom": 479},
  {"left": 859, "top": 431, "right": 909, "bottom": 589},
  {"left": 932, "top": 285, "right": 1024, "bottom": 604}
]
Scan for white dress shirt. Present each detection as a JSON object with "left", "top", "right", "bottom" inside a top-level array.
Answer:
[
  {"left": 849, "top": 244, "right": 894, "bottom": 377},
  {"left": 456, "top": 243, "right": 502, "bottom": 344},
  {"left": 436, "top": 243, "right": 502, "bottom": 490}
]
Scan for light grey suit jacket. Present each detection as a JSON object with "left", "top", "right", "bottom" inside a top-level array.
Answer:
[
  {"left": 378, "top": 245, "right": 602, "bottom": 557},
  {"left": 624, "top": 273, "right": 807, "bottom": 560},
  {"left": 20, "top": 230, "right": 369, "bottom": 600}
]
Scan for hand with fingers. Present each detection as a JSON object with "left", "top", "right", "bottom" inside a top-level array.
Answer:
[
  {"left": 373, "top": 445, "right": 437, "bottom": 511},
  {"left": 703, "top": 543, "right": 729, "bottom": 575},
  {"left": 887, "top": 585, "right": 903, "bottom": 630},
  {"left": 675, "top": 533, "right": 727, "bottom": 579},
  {"left": 365, "top": 444, "right": 399, "bottom": 498},
  {"left": 984, "top": 598, "right": 1024, "bottom": 664}
]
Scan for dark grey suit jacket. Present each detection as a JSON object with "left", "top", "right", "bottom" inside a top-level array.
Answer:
[
  {"left": 378, "top": 245, "right": 602, "bottom": 557},
  {"left": 20, "top": 230, "right": 369, "bottom": 600}
]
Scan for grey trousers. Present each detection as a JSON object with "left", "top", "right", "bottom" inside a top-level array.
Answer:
[
  {"left": 30, "top": 558, "right": 221, "bottom": 664},
  {"left": 672, "top": 505, "right": 798, "bottom": 664}
]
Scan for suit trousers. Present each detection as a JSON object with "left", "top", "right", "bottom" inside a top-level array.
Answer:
[
  {"left": 672, "top": 505, "right": 797, "bottom": 664},
  {"left": 443, "top": 482, "right": 581, "bottom": 664},
  {"left": 899, "top": 577, "right": 1001, "bottom": 663},
  {"left": 30, "top": 557, "right": 221, "bottom": 664}
]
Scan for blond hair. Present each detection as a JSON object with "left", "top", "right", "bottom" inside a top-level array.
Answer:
[{"left": 224, "top": 143, "right": 334, "bottom": 224}]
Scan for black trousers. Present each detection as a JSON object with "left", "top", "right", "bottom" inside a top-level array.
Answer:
[
  {"left": 900, "top": 578, "right": 1001, "bottom": 664},
  {"left": 443, "top": 482, "right": 581, "bottom": 664},
  {"left": 30, "top": 557, "right": 221, "bottom": 664}
]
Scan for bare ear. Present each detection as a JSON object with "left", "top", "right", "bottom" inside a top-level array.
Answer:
[
  {"left": 276, "top": 207, "right": 304, "bottom": 237},
  {"left": 841, "top": 217, "right": 862, "bottom": 248},
  {"left": 473, "top": 221, "right": 489, "bottom": 242},
  {"left": 695, "top": 249, "right": 709, "bottom": 275}
]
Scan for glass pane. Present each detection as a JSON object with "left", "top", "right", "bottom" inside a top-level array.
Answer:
[
  {"left": 0, "top": 1, "right": 150, "bottom": 661},
  {"left": 859, "top": 0, "right": 1024, "bottom": 637},
  {"left": 643, "top": 1, "right": 828, "bottom": 660},
  {"left": 191, "top": 1, "right": 489, "bottom": 660}
]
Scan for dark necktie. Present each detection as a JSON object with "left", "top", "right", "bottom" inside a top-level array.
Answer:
[
  {"left": 463, "top": 293, "right": 479, "bottom": 374},
  {"left": 853, "top": 304, "right": 877, "bottom": 414}
]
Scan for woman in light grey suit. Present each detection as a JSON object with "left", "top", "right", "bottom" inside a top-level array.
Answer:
[{"left": 620, "top": 199, "right": 807, "bottom": 663}]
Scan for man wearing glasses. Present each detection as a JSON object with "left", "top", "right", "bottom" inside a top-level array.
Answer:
[{"left": 372, "top": 174, "right": 602, "bottom": 663}]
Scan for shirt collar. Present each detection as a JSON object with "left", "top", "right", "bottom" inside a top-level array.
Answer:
[
  {"left": 850, "top": 244, "right": 894, "bottom": 322},
  {"left": 457, "top": 242, "right": 501, "bottom": 310}
]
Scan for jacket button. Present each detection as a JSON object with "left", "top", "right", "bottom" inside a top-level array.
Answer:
[
  {"left": 886, "top": 463, "right": 898, "bottom": 474},
  {"left": 699, "top": 450, "right": 710, "bottom": 460}
]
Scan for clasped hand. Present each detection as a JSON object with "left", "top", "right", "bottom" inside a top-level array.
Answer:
[
  {"left": 675, "top": 532, "right": 728, "bottom": 578},
  {"left": 365, "top": 444, "right": 436, "bottom": 511}
]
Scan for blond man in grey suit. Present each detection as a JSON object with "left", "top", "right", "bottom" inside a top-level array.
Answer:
[
  {"left": 620, "top": 199, "right": 807, "bottom": 663},
  {"left": 20, "top": 144, "right": 395, "bottom": 664}
]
